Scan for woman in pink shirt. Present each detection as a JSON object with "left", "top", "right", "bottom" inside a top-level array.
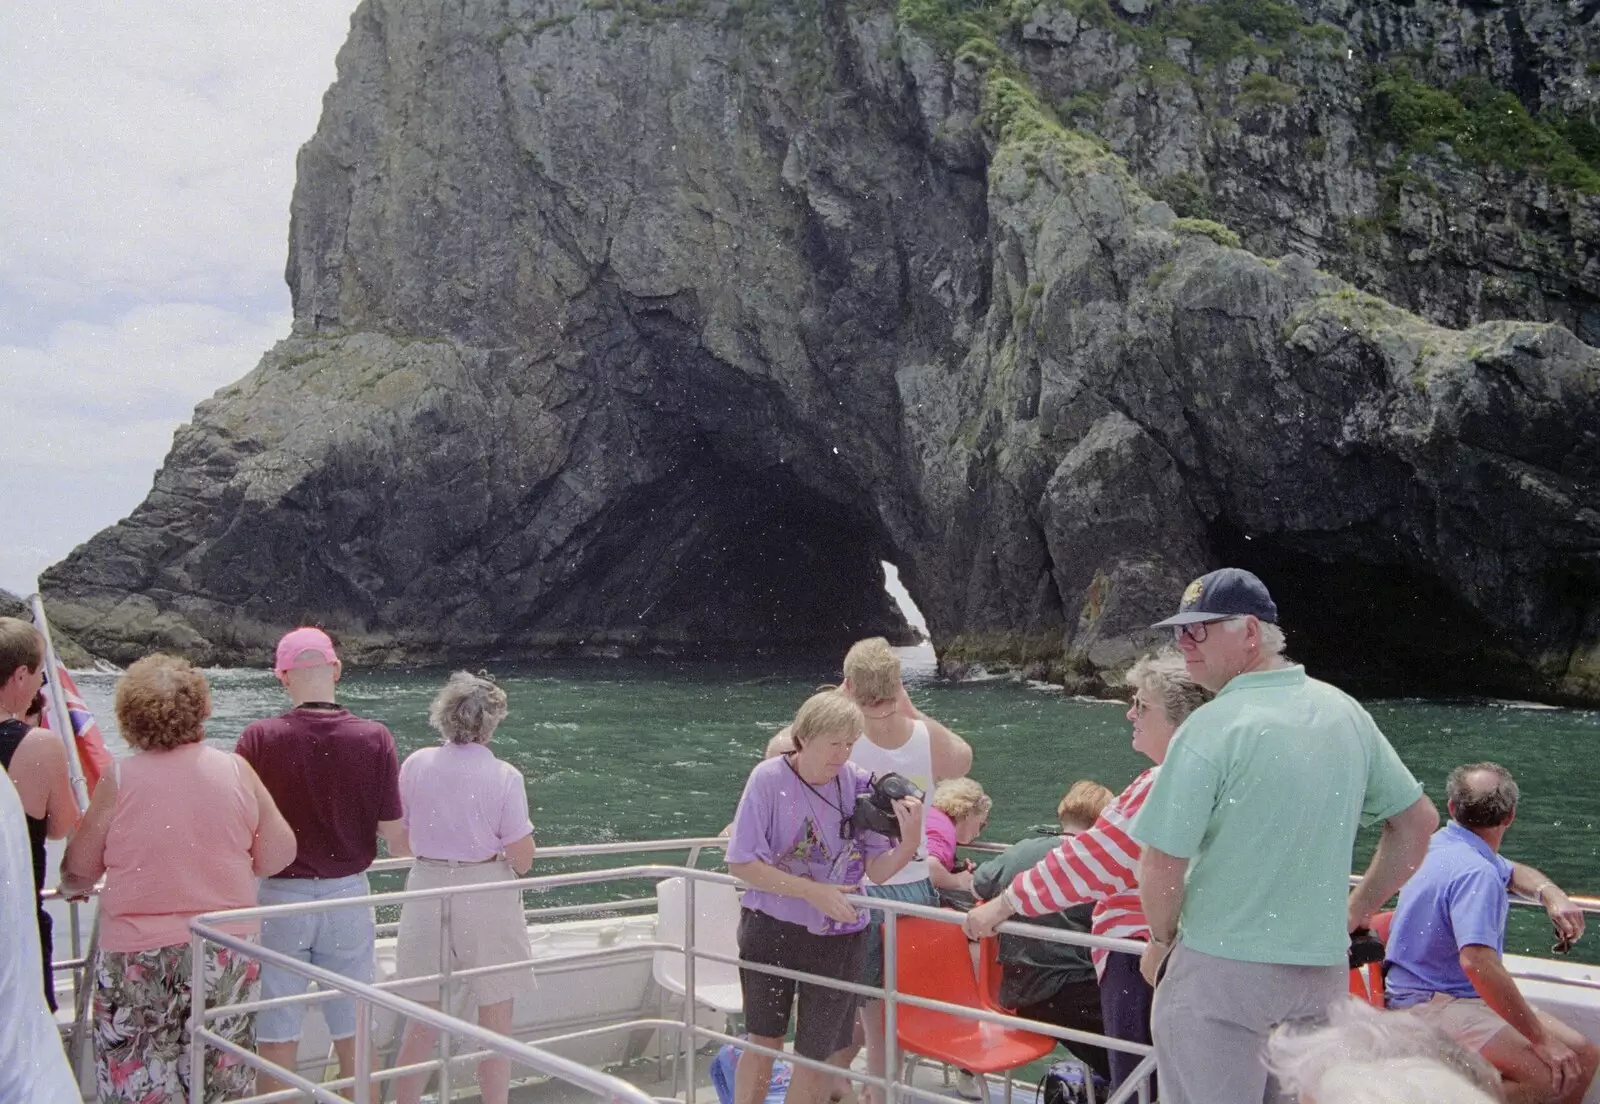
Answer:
[
  {"left": 61, "top": 654, "right": 296, "bottom": 1104},
  {"left": 392, "top": 671, "right": 536, "bottom": 1104}
]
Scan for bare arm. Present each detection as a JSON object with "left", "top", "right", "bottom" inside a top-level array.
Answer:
[
  {"left": 378, "top": 818, "right": 411, "bottom": 858},
  {"left": 864, "top": 798, "right": 926, "bottom": 886},
  {"left": 504, "top": 831, "right": 536, "bottom": 875},
  {"left": 1510, "top": 861, "right": 1585, "bottom": 946},
  {"left": 894, "top": 685, "right": 972, "bottom": 779},
  {"left": 1138, "top": 845, "right": 1188, "bottom": 945},
  {"left": 1137, "top": 845, "right": 1188, "bottom": 985},
  {"left": 1347, "top": 795, "right": 1439, "bottom": 931},
  {"left": 60, "top": 769, "right": 118, "bottom": 896},
  {"left": 728, "top": 859, "right": 860, "bottom": 926},
  {"left": 927, "top": 858, "right": 974, "bottom": 895},
  {"left": 765, "top": 729, "right": 794, "bottom": 758},
  {"left": 240, "top": 758, "right": 298, "bottom": 877},
  {"left": 1461, "top": 944, "right": 1582, "bottom": 1091},
  {"left": 22, "top": 730, "right": 81, "bottom": 839}
]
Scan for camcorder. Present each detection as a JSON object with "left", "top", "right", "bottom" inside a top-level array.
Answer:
[{"left": 850, "top": 772, "right": 924, "bottom": 839}]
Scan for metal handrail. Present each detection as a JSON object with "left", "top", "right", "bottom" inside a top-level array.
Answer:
[
  {"left": 54, "top": 831, "right": 1600, "bottom": 1104},
  {"left": 187, "top": 920, "right": 665, "bottom": 1104},
  {"left": 185, "top": 862, "right": 1160, "bottom": 1104}
]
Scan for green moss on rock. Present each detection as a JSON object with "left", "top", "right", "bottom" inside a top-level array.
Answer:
[
  {"left": 1368, "top": 69, "right": 1600, "bottom": 194},
  {"left": 1239, "top": 71, "right": 1299, "bottom": 108},
  {"left": 1170, "top": 217, "right": 1242, "bottom": 248}
]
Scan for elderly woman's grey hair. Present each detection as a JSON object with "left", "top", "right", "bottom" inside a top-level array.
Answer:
[
  {"left": 1266, "top": 999, "right": 1500, "bottom": 1102},
  {"left": 1123, "top": 649, "right": 1213, "bottom": 727},
  {"left": 429, "top": 671, "right": 510, "bottom": 745}
]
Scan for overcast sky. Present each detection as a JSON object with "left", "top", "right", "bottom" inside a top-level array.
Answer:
[{"left": 0, "top": 3, "right": 359, "bottom": 596}]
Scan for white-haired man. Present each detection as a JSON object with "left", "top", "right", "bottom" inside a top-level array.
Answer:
[
  {"left": 1385, "top": 763, "right": 1597, "bottom": 1104},
  {"left": 1129, "top": 568, "right": 1441, "bottom": 1104}
]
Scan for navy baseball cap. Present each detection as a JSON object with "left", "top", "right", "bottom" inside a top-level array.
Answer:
[{"left": 1152, "top": 568, "right": 1278, "bottom": 628}]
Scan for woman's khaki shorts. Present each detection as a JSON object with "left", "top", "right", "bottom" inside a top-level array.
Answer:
[{"left": 394, "top": 858, "right": 536, "bottom": 1007}]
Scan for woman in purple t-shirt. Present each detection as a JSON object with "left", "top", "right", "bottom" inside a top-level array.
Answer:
[{"left": 726, "top": 690, "right": 924, "bottom": 1104}]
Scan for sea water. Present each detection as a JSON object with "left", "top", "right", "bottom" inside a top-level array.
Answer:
[{"left": 68, "top": 645, "right": 1600, "bottom": 962}]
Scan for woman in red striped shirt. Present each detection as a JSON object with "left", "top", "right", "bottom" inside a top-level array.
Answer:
[{"left": 964, "top": 651, "right": 1210, "bottom": 1093}]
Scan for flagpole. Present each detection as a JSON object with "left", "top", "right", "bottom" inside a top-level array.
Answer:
[{"left": 27, "top": 594, "right": 91, "bottom": 813}]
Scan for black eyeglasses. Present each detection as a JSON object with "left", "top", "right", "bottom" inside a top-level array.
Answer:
[{"left": 1174, "top": 623, "right": 1209, "bottom": 644}]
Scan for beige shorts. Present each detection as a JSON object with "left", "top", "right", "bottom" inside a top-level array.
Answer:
[
  {"left": 394, "top": 858, "right": 535, "bottom": 1007},
  {"left": 1403, "top": 993, "right": 1514, "bottom": 1053}
]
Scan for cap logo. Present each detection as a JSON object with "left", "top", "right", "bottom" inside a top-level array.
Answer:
[{"left": 1181, "top": 578, "right": 1205, "bottom": 607}]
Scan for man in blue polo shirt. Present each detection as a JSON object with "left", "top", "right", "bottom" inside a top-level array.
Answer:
[{"left": 1386, "top": 762, "right": 1596, "bottom": 1104}]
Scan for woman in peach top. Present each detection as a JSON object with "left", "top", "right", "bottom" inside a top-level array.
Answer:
[{"left": 62, "top": 655, "right": 296, "bottom": 1104}]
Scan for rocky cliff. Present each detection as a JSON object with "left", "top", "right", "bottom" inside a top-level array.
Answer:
[{"left": 43, "top": 0, "right": 1600, "bottom": 701}]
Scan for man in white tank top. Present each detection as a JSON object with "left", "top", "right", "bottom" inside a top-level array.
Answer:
[{"left": 768, "top": 638, "right": 972, "bottom": 1104}]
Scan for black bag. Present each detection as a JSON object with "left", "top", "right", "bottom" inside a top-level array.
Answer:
[{"left": 1038, "top": 1059, "right": 1095, "bottom": 1104}]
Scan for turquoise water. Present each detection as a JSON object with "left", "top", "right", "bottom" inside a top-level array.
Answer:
[{"left": 71, "top": 648, "right": 1600, "bottom": 961}]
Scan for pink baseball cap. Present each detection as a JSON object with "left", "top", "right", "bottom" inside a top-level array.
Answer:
[{"left": 274, "top": 627, "right": 339, "bottom": 674}]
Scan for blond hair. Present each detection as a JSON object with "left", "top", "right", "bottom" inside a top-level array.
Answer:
[
  {"left": 932, "top": 777, "right": 991, "bottom": 822},
  {"left": 1124, "top": 649, "right": 1212, "bottom": 725},
  {"left": 115, "top": 654, "right": 211, "bottom": 751},
  {"left": 789, "top": 690, "right": 864, "bottom": 750},
  {"left": 429, "top": 671, "right": 509, "bottom": 745},
  {"left": 842, "top": 637, "right": 900, "bottom": 705},
  {"left": 1058, "top": 780, "right": 1114, "bottom": 831},
  {"left": 0, "top": 617, "right": 44, "bottom": 686}
]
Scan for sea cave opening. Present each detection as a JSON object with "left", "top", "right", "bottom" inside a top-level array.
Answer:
[
  {"left": 549, "top": 457, "right": 917, "bottom": 659},
  {"left": 1208, "top": 524, "right": 1550, "bottom": 701}
]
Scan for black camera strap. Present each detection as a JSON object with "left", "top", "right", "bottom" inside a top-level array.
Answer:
[{"left": 782, "top": 754, "right": 849, "bottom": 820}]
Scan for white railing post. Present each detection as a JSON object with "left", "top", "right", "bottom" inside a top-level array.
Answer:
[
  {"left": 683, "top": 875, "right": 698, "bottom": 1104},
  {"left": 353, "top": 997, "right": 373, "bottom": 1104},
  {"left": 440, "top": 891, "right": 454, "bottom": 1101},
  {"left": 188, "top": 930, "right": 206, "bottom": 1104},
  {"left": 883, "top": 911, "right": 899, "bottom": 1104}
]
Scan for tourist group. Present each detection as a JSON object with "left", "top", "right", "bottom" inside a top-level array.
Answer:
[{"left": 0, "top": 567, "right": 1594, "bottom": 1104}]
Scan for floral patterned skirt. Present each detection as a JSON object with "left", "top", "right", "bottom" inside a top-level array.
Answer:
[{"left": 94, "top": 940, "right": 261, "bottom": 1103}]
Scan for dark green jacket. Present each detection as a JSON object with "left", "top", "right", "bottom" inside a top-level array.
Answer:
[{"left": 973, "top": 834, "right": 1096, "bottom": 1008}]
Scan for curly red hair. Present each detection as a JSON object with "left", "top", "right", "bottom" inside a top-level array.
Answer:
[{"left": 114, "top": 654, "right": 211, "bottom": 751}]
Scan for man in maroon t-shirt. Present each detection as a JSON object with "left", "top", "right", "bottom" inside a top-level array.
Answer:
[{"left": 236, "top": 627, "right": 409, "bottom": 1097}]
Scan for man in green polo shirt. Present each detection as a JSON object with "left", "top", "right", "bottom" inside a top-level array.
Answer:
[{"left": 1128, "top": 567, "right": 1440, "bottom": 1104}]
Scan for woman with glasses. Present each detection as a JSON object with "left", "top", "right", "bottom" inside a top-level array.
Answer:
[
  {"left": 726, "top": 689, "right": 924, "bottom": 1104},
  {"left": 963, "top": 651, "right": 1211, "bottom": 1095}
]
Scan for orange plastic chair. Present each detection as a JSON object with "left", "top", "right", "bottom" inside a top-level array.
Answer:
[
  {"left": 977, "top": 935, "right": 1011, "bottom": 1013},
  {"left": 891, "top": 916, "right": 1057, "bottom": 1091}
]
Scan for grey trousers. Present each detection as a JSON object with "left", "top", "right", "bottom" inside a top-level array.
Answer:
[{"left": 1150, "top": 942, "right": 1346, "bottom": 1104}]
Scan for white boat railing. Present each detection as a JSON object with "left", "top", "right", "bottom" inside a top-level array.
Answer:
[
  {"left": 44, "top": 834, "right": 1600, "bottom": 1104},
  {"left": 184, "top": 859, "right": 1158, "bottom": 1104}
]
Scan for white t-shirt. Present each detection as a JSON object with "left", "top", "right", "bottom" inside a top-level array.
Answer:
[
  {"left": 0, "top": 766, "right": 79, "bottom": 1103},
  {"left": 849, "top": 720, "right": 934, "bottom": 885}
]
